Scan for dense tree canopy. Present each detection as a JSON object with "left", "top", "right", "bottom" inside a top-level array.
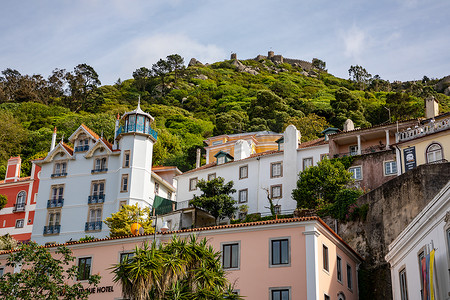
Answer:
[
  {"left": 292, "top": 159, "right": 353, "bottom": 209},
  {"left": 189, "top": 177, "right": 237, "bottom": 224},
  {"left": 0, "top": 55, "right": 448, "bottom": 176}
]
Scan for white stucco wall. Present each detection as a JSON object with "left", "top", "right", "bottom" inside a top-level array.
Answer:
[
  {"left": 175, "top": 128, "right": 328, "bottom": 216},
  {"left": 385, "top": 182, "right": 450, "bottom": 300}
]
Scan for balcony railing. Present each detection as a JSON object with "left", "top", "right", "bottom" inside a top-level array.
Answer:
[
  {"left": 116, "top": 125, "right": 158, "bottom": 140},
  {"left": 13, "top": 203, "right": 26, "bottom": 212},
  {"left": 85, "top": 221, "right": 102, "bottom": 231},
  {"left": 396, "top": 118, "right": 450, "bottom": 143},
  {"left": 74, "top": 145, "right": 90, "bottom": 152},
  {"left": 47, "top": 198, "right": 64, "bottom": 208},
  {"left": 43, "top": 225, "right": 61, "bottom": 235},
  {"left": 91, "top": 168, "right": 108, "bottom": 174},
  {"left": 333, "top": 146, "right": 392, "bottom": 158},
  {"left": 51, "top": 172, "right": 67, "bottom": 178},
  {"left": 88, "top": 194, "right": 105, "bottom": 204}
]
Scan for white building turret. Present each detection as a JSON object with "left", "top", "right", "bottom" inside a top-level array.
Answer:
[{"left": 115, "top": 99, "right": 158, "bottom": 209}]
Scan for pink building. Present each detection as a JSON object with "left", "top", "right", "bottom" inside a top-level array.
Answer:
[
  {"left": 0, "top": 157, "right": 40, "bottom": 241},
  {"left": 0, "top": 217, "right": 361, "bottom": 300}
]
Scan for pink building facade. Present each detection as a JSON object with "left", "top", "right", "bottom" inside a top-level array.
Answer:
[{"left": 0, "top": 217, "right": 361, "bottom": 300}]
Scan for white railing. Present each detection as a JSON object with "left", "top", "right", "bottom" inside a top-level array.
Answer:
[{"left": 396, "top": 118, "right": 450, "bottom": 142}]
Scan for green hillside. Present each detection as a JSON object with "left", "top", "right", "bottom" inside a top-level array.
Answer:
[{"left": 0, "top": 55, "right": 449, "bottom": 177}]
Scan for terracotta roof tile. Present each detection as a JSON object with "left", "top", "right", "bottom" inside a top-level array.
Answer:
[
  {"left": 0, "top": 176, "right": 31, "bottom": 184},
  {"left": 298, "top": 137, "right": 328, "bottom": 149},
  {"left": 61, "top": 142, "right": 74, "bottom": 156},
  {"left": 100, "top": 138, "right": 113, "bottom": 151},
  {"left": 0, "top": 217, "right": 362, "bottom": 261},
  {"left": 81, "top": 124, "right": 100, "bottom": 140}
]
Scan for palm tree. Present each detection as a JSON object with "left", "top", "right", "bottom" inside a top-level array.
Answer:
[{"left": 111, "top": 234, "right": 243, "bottom": 299}]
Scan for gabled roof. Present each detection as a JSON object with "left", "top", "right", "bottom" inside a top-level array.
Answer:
[
  {"left": 298, "top": 137, "right": 328, "bottom": 149},
  {"left": 42, "top": 142, "right": 74, "bottom": 163},
  {"left": 214, "top": 150, "right": 234, "bottom": 159},
  {"left": 68, "top": 124, "right": 100, "bottom": 142},
  {"left": 84, "top": 138, "right": 118, "bottom": 158}
]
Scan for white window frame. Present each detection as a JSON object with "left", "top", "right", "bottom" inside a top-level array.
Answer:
[
  {"left": 15, "top": 219, "right": 24, "bottom": 228},
  {"left": 349, "top": 166, "right": 362, "bottom": 181},
  {"left": 426, "top": 142, "right": 443, "bottom": 163},
  {"left": 384, "top": 160, "right": 397, "bottom": 176},
  {"left": 349, "top": 145, "right": 359, "bottom": 156}
]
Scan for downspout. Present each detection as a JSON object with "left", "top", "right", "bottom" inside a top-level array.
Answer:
[{"left": 394, "top": 145, "right": 403, "bottom": 175}]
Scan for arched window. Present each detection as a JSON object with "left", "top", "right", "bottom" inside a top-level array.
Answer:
[
  {"left": 426, "top": 143, "right": 443, "bottom": 163},
  {"left": 16, "top": 191, "right": 26, "bottom": 208},
  {"left": 337, "top": 292, "right": 346, "bottom": 300}
]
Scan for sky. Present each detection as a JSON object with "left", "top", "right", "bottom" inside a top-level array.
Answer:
[{"left": 0, "top": 0, "right": 449, "bottom": 85}]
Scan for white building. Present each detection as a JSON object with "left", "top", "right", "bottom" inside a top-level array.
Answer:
[
  {"left": 385, "top": 182, "right": 450, "bottom": 300},
  {"left": 31, "top": 103, "right": 178, "bottom": 245},
  {"left": 175, "top": 125, "right": 329, "bottom": 217}
]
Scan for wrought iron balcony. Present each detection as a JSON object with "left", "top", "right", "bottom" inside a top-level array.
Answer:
[
  {"left": 43, "top": 225, "right": 61, "bottom": 235},
  {"left": 47, "top": 198, "right": 64, "bottom": 208},
  {"left": 88, "top": 194, "right": 105, "bottom": 204},
  {"left": 116, "top": 125, "right": 158, "bottom": 140},
  {"left": 85, "top": 221, "right": 102, "bottom": 231},
  {"left": 13, "top": 203, "right": 26, "bottom": 212},
  {"left": 91, "top": 168, "right": 108, "bottom": 174},
  {"left": 74, "top": 145, "right": 90, "bottom": 152},
  {"left": 51, "top": 172, "right": 67, "bottom": 178}
]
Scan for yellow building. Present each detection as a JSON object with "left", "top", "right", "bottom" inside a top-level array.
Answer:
[
  {"left": 204, "top": 131, "right": 283, "bottom": 164},
  {"left": 395, "top": 112, "right": 449, "bottom": 173}
]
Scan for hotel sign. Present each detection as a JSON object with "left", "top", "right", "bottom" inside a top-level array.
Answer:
[{"left": 403, "top": 146, "right": 416, "bottom": 171}]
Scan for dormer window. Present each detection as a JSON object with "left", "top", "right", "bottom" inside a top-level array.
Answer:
[
  {"left": 75, "top": 137, "right": 89, "bottom": 152},
  {"left": 214, "top": 151, "right": 233, "bottom": 165}
]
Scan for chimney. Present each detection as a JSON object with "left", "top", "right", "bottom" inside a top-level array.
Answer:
[
  {"left": 196, "top": 148, "right": 201, "bottom": 168},
  {"left": 50, "top": 127, "right": 57, "bottom": 151},
  {"left": 231, "top": 53, "right": 237, "bottom": 60},
  {"left": 234, "top": 140, "right": 251, "bottom": 160},
  {"left": 5, "top": 157, "right": 21, "bottom": 183},
  {"left": 113, "top": 114, "right": 120, "bottom": 150},
  {"left": 425, "top": 96, "right": 439, "bottom": 119},
  {"left": 343, "top": 119, "right": 355, "bottom": 132}
]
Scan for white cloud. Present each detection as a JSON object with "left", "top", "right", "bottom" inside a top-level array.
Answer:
[
  {"left": 96, "top": 33, "right": 227, "bottom": 84},
  {"left": 342, "top": 25, "right": 366, "bottom": 59}
]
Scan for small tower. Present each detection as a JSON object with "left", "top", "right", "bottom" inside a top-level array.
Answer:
[{"left": 115, "top": 99, "right": 158, "bottom": 209}]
